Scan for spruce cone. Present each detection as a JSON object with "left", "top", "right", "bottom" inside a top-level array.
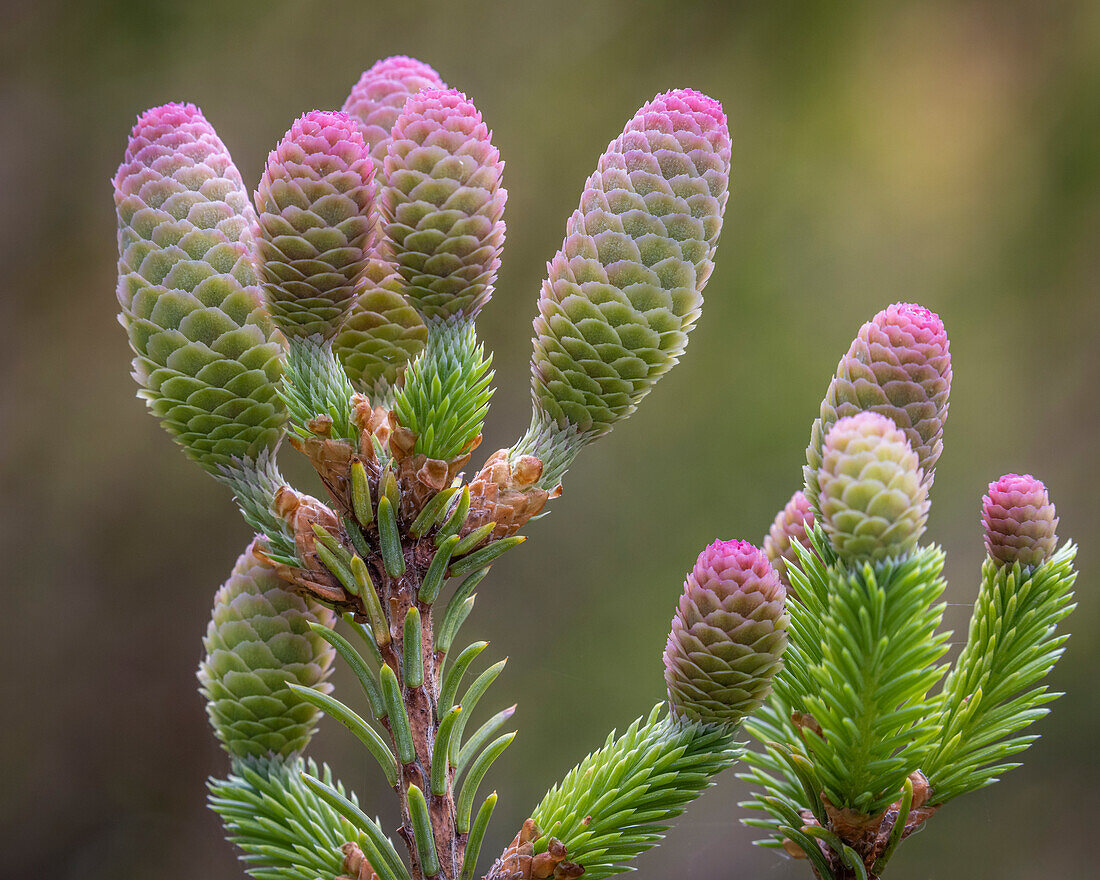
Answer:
[
  {"left": 982, "top": 473, "right": 1059, "bottom": 568},
  {"left": 197, "top": 539, "right": 336, "bottom": 758},
  {"left": 763, "top": 490, "right": 818, "bottom": 591},
  {"left": 113, "top": 102, "right": 285, "bottom": 472},
  {"left": 254, "top": 111, "right": 376, "bottom": 339},
  {"left": 663, "top": 540, "right": 788, "bottom": 727},
  {"left": 528, "top": 89, "right": 730, "bottom": 440},
  {"left": 805, "top": 302, "right": 950, "bottom": 514},
  {"left": 817, "top": 413, "right": 929, "bottom": 562},
  {"left": 335, "top": 56, "right": 444, "bottom": 393},
  {"left": 381, "top": 88, "right": 506, "bottom": 322}
]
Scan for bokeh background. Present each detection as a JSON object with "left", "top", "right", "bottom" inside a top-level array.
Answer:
[{"left": 2, "top": 0, "right": 1097, "bottom": 877}]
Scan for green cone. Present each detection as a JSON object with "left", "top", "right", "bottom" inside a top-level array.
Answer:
[
  {"left": 527, "top": 89, "right": 731, "bottom": 443},
  {"left": 198, "top": 539, "right": 336, "bottom": 758},
  {"left": 816, "top": 412, "right": 929, "bottom": 562},
  {"left": 113, "top": 102, "right": 285, "bottom": 473}
]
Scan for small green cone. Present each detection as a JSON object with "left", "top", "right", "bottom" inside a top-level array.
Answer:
[
  {"left": 197, "top": 539, "right": 336, "bottom": 758},
  {"left": 816, "top": 412, "right": 929, "bottom": 562}
]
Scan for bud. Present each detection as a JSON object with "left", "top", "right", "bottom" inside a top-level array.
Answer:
[
  {"left": 817, "top": 412, "right": 929, "bottom": 562},
  {"left": 763, "top": 490, "right": 818, "bottom": 591},
  {"left": 805, "top": 303, "right": 951, "bottom": 514},
  {"left": 529, "top": 89, "right": 731, "bottom": 440},
  {"left": 663, "top": 540, "right": 787, "bottom": 727},
  {"left": 982, "top": 473, "right": 1059, "bottom": 568},
  {"left": 113, "top": 102, "right": 285, "bottom": 472},
  {"left": 198, "top": 540, "right": 336, "bottom": 758},
  {"left": 334, "top": 57, "right": 444, "bottom": 394},
  {"left": 379, "top": 88, "right": 506, "bottom": 322},
  {"left": 254, "top": 110, "right": 376, "bottom": 339}
]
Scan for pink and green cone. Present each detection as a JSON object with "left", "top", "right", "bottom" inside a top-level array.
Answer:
[
  {"left": 763, "top": 490, "right": 818, "bottom": 591},
  {"left": 379, "top": 87, "right": 506, "bottom": 323},
  {"left": 197, "top": 539, "right": 336, "bottom": 759},
  {"left": 982, "top": 473, "right": 1059, "bottom": 568},
  {"left": 334, "top": 56, "right": 444, "bottom": 394},
  {"left": 527, "top": 89, "right": 731, "bottom": 443},
  {"left": 804, "top": 302, "right": 951, "bottom": 516},
  {"left": 253, "top": 110, "right": 376, "bottom": 340},
  {"left": 816, "top": 412, "right": 929, "bottom": 562},
  {"left": 113, "top": 103, "right": 286, "bottom": 472},
  {"left": 663, "top": 540, "right": 788, "bottom": 727}
]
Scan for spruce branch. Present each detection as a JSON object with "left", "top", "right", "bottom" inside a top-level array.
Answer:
[
  {"left": 921, "top": 543, "right": 1077, "bottom": 802},
  {"left": 209, "top": 755, "right": 396, "bottom": 880},
  {"left": 525, "top": 705, "right": 740, "bottom": 880}
]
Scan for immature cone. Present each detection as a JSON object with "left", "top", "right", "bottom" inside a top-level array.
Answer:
[
  {"left": 817, "top": 412, "right": 929, "bottom": 562},
  {"left": 254, "top": 111, "right": 376, "bottom": 339},
  {"left": 763, "top": 490, "right": 818, "bottom": 591},
  {"left": 529, "top": 89, "right": 731, "bottom": 440},
  {"left": 198, "top": 539, "right": 336, "bottom": 758},
  {"left": 805, "top": 302, "right": 951, "bottom": 515},
  {"left": 663, "top": 540, "right": 788, "bottom": 727},
  {"left": 335, "top": 57, "right": 444, "bottom": 393},
  {"left": 982, "top": 474, "right": 1059, "bottom": 568},
  {"left": 114, "top": 103, "right": 285, "bottom": 472},
  {"left": 381, "top": 88, "right": 506, "bottom": 322}
]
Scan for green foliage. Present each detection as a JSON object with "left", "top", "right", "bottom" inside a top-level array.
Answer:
[
  {"left": 779, "top": 539, "right": 950, "bottom": 814},
  {"left": 279, "top": 336, "right": 358, "bottom": 441},
  {"left": 741, "top": 529, "right": 1079, "bottom": 875},
  {"left": 393, "top": 317, "right": 493, "bottom": 460},
  {"left": 217, "top": 451, "right": 299, "bottom": 566},
  {"left": 530, "top": 704, "right": 740, "bottom": 879},
  {"left": 208, "top": 755, "right": 380, "bottom": 880},
  {"left": 921, "top": 544, "right": 1077, "bottom": 802}
]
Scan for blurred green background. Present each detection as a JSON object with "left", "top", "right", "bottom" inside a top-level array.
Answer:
[{"left": 2, "top": 0, "right": 1097, "bottom": 877}]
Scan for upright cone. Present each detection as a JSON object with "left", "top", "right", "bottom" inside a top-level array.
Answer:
[
  {"left": 805, "top": 302, "right": 951, "bottom": 515},
  {"left": 335, "top": 56, "right": 444, "bottom": 395},
  {"left": 816, "top": 412, "right": 929, "bottom": 562},
  {"left": 380, "top": 87, "right": 506, "bottom": 322},
  {"left": 113, "top": 102, "right": 285, "bottom": 472},
  {"left": 663, "top": 540, "right": 788, "bottom": 727},
  {"left": 982, "top": 473, "right": 1059, "bottom": 568},
  {"left": 198, "top": 539, "right": 336, "bottom": 758},
  {"left": 763, "top": 490, "right": 818, "bottom": 591},
  {"left": 254, "top": 110, "right": 377, "bottom": 339},
  {"left": 529, "top": 88, "right": 731, "bottom": 441}
]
